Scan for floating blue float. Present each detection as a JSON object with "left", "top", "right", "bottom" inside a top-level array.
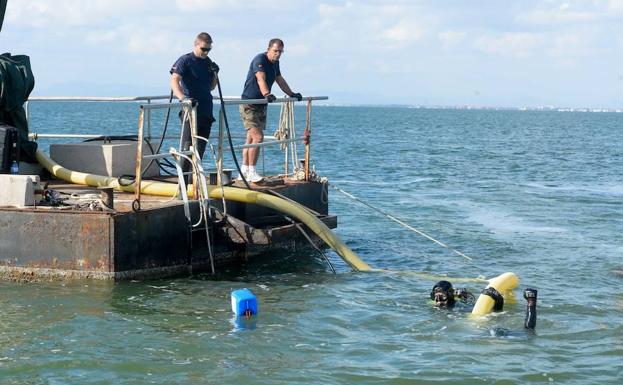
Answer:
[{"left": 231, "top": 288, "right": 258, "bottom": 317}]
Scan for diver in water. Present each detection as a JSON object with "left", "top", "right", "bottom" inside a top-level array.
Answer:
[{"left": 430, "top": 280, "right": 538, "bottom": 331}]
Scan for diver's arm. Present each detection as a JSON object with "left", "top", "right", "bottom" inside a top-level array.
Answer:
[{"left": 523, "top": 288, "right": 538, "bottom": 330}]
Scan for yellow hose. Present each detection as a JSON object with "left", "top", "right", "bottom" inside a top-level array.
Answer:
[
  {"left": 208, "top": 187, "right": 372, "bottom": 271},
  {"left": 35, "top": 149, "right": 491, "bottom": 281},
  {"left": 35, "top": 149, "right": 371, "bottom": 271}
]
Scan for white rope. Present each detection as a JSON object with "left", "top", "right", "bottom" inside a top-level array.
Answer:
[
  {"left": 197, "top": 135, "right": 228, "bottom": 217},
  {"left": 275, "top": 101, "right": 300, "bottom": 177},
  {"left": 330, "top": 184, "right": 474, "bottom": 262},
  {"left": 170, "top": 147, "right": 191, "bottom": 222},
  {"left": 170, "top": 145, "right": 215, "bottom": 274}
]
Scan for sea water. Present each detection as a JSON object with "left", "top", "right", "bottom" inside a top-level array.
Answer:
[{"left": 1, "top": 103, "right": 621, "bottom": 384}]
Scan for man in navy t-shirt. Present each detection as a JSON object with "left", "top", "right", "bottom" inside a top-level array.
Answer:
[
  {"left": 238, "top": 38, "right": 303, "bottom": 183},
  {"left": 170, "top": 32, "right": 219, "bottom": 179}
]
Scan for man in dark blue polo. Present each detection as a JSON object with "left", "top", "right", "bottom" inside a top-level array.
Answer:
[
  {"left": 170, "top": 32, "right": 219, "bottom": 179},
  {"left": 238, "top": 38, "right": 302, "bottom": 183}
]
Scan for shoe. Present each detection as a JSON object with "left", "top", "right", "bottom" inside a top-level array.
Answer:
[
  {"left": 236, "top": 173, "right": 245, "bottom": 181},
  {"left": 246, "top": 170, "right": 263, "bottom": 183}
]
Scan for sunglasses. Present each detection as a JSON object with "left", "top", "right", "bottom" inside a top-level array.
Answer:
[{"left": 200, "top": 47, "right": 212, "bottom": 53}]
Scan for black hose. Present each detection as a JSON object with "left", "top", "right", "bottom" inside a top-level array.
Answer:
[
  {"left": 83, "top": 135, "right": 138, "bottom": 142},
  {"left": 214, "top": 73, "right": 251, "bottom": 189},
  {"left": 145, "top": 90, "right": 176, "bottom": 174},
  {"left": 83, "top": 93, "right": 178, "bottom": 182}
]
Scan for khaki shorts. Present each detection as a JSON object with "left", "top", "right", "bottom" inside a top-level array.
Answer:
[{"left": 239, "top": 104, "right": 267, "bottom": 131}]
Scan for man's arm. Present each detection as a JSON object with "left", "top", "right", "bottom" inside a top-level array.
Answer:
[
  {"left": 254, "top": 71, "right": 271, "bottom": 97},
  {"left": 170, "top": 73, "right": 186, "bottom": 101},
  {"left": 275, "top": 75, "right": 294, "bottom": 97}
]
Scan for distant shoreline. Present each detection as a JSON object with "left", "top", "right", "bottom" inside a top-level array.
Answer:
[{"left": 27, "top": 97, "right": 622, "bottom": 113}]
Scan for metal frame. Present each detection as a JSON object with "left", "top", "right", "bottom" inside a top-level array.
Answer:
[{"left": 26, "top": 95, "right": 328, "bottom": 185}]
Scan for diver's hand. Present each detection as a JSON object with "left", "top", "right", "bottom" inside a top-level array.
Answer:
[
  {"left": 291, "top": 92, "right": 303, "bottom": 101},
  {"left": 208, "top": 61, "right": 220, "bottom": 73},
  {"left": 265, "top": 94, "right": 277, "bottom": 103},
  {"left": 523, "top": 288, "right": 537, "bottom": 304}
]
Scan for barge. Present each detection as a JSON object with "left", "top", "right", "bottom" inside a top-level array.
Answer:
[{"left": 0, "top": 95, "right": 369, "bottom": 282}]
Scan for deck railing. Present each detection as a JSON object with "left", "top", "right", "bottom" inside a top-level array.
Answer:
[{"left": 26, "top": 95, "right": 328, "bottom": 183}]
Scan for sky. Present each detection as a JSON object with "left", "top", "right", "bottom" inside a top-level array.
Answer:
[{"left": 1, "top": 0, "right": 623, "bottom": 108}]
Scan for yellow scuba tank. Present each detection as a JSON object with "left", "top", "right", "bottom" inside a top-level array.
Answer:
[{"left": 471, "top": 272, "right": 519, "bottom": 316}]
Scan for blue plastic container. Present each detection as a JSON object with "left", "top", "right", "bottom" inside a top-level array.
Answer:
[{"left": 231, "top": 288, "right": 258, "bottom": 317}]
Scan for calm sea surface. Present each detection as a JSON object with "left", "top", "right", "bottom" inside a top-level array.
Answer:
[{"left": 1, "top": 103, "right": 622, "bottom": 384}]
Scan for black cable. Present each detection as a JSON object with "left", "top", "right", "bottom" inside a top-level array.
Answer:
[
  {"left": 146, "top": 91, "right": 175, "bottom": 174},
  {"left": 214, "top": 73, "right": 251, "bottom": 189},
  {"left": 83, "top": 135, "right": 137, "bottom": 142}
]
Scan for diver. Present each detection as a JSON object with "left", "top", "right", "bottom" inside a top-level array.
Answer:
[{"left": 430, "top": 280, "right": 538, "bottom": 331}]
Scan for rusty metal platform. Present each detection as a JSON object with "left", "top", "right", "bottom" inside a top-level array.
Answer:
[{"left": 0, "top": 177, "right": 335, "bottom": 282}]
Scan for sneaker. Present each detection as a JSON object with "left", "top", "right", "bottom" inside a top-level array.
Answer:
[
  {"left": 236, "top": 173, "right": 245, "bottom": 181},
  {"left": 246, "top": 170, "right": 263, "bottom": 183}
]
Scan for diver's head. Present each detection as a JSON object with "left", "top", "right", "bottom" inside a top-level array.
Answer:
[{"left": 430, "top": 280, "right": 456, "bottom": 307}]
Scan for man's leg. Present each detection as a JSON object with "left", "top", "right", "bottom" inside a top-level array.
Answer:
[
  {"left": 239, "top": 104, "right": 266, "bottom": 182},
  {"left": 194, "top": 115, "right": 213, "bottom": 161},
  {"left": 178, "top": 112, "right": 192, "bottom": 180},
  {"left": 247, "top": 126, "right": 264, "bottom": 167}
]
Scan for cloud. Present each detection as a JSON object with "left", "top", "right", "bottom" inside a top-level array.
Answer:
[
  {"left": 174, "top": 0, "right": 292, "bottom": 11},
  {"left": 474, "top": 32, "right": 543, "bottom": 58},
  {"left": 381, "top": 19, "right": 423, "bottom": 45},
  {"left": 438, "top": 30, "right": 466, "bottom": 49},
  {"left": 313, "top": 2, "right": 431, "bottom": 51},
  {"left": 515, "top": 0, "right": 623, "bottom": 25},
  {"left": 5, "top": 0, "right": 150, "bottom": 28},
  {"left": 174, "top": 0, "right": 243, "bottom": 11}
]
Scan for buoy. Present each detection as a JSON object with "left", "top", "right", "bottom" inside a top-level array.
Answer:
[{"left": 231, "top": 288, "right": 258, "bottom": 317}]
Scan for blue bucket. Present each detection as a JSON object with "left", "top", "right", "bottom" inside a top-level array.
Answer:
[{"left": 231, "top": 288, "right": 258, "bottom": 317}]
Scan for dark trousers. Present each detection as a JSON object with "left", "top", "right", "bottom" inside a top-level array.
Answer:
[{"left": 178, "top": 112, "right": 214, "bottom": 179}]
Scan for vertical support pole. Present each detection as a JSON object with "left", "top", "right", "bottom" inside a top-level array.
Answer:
[
  {"left": 190, "top": 104, "right": 199, "bottom": 199},
  {"left": 146, "top": 98, "right": 152, "bottom": 140},
  {"left": 133, "top": 107, "right": 145, "bottom": 210},
  {"left": 304, "top": 100, "right": 312, "bottom": 181},
  {"left": 217, "top": 108, "right": 225, "bottom": 185}
]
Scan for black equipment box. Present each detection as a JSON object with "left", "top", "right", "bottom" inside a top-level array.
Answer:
[{"left": 0, "top": 124, "right": 19, "bottom": 173}]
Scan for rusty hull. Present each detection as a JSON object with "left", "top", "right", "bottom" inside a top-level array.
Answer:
[{"left": 0, "top": 181, "right": 336, "bottom": 281}]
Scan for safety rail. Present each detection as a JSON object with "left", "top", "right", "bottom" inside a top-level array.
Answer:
[{"left": 26, "top": 94, "right": 328, "bottom": 185}]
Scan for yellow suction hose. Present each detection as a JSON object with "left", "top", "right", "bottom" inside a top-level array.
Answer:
[
  {"left": 35, "top": 149, "right": 492, "bottom": 282},
  {"left": 35, "top": 149, "right": 371, "bottom": 271}
]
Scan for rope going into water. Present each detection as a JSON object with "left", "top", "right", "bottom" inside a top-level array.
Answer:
[{"left": 329, "top": 183, "right": 474, "bottom": 262}]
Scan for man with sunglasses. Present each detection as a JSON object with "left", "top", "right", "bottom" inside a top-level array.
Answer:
[
  {"left": 170, "top": 32, "right": 219, "bottom": 180},
  {"left": 238, "top": 38, "right": 303, "bottom": 183}
]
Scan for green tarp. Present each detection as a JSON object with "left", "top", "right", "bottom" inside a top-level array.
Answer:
[
  {"left": 0, "top": 0, "right": 7, "bottom": 32},
  {"left": 0, "top": 52, "right": 37, "bottom": 162}
]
